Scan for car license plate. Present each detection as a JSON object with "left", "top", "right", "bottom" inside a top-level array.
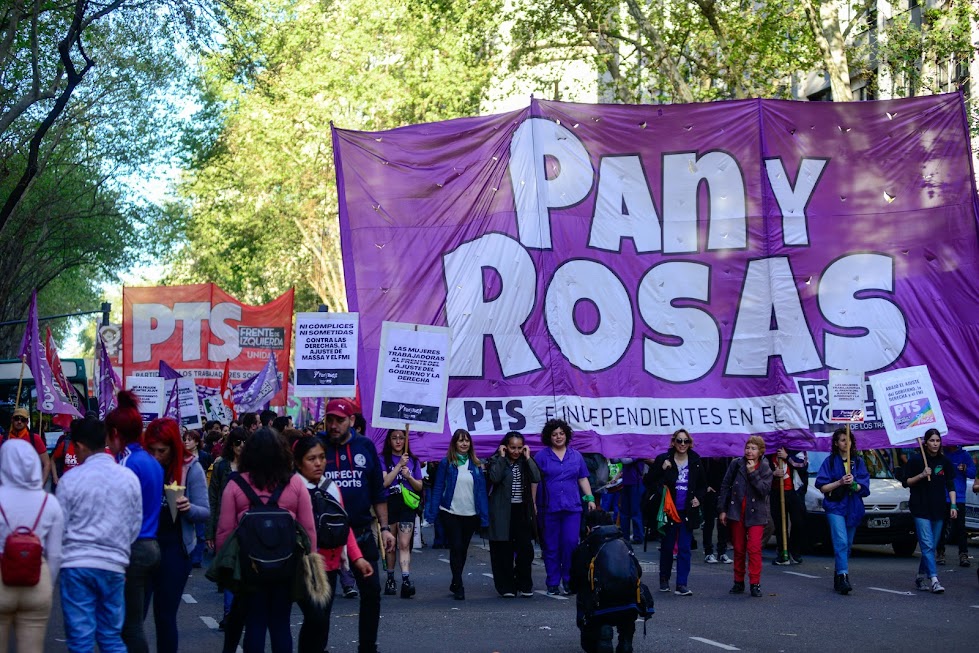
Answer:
[{"left": 867, "top": 517, "right": 890, "bottom": 528}]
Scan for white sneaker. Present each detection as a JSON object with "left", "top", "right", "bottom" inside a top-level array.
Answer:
[
  {"left": 930, "top": 578, "right": 945, "bottom": 594},
  {"left": 719, "top": 554, "right": 733, "bottom": 564},
  {"left": 705, "top": 554, "right": 719, "bottom": 564}
]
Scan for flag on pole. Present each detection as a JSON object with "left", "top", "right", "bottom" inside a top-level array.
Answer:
[
  {"left": 231, "top": 352, "right": 281, "bottom": 414},
  {"left": 159, "top": 360, "right": 182, "bottom": 380},
  {"left": 97, "top": 328, "right": 122, "bottom": 420},
  {"left": 45, "top": 326, "right": 79, "bottom": 429},
  {"left": 18, "top": 291, "right": 81, "bottom": 418},
  {"left": 158, "top": 360, "right": 183, "bottom": 421},
  {"left": 219, "top": 359, "right": 236, "bottom": 420}
]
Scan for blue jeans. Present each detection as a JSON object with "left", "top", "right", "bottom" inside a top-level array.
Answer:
[
  {"left": 826, "top": 513, "right": 856, "bottom": 574},
  {"left": 915, "top": 517, "right": 943, "bottom": 578},
  {"left": 60, "top": 567, "right": 127, "bottom": 653},
  {"left": 242, "top": 582, "right": 293, "bottom": 653},
  {"left": 659, "top": 519, "right": 692, "bottom": 586},
  {"left": 619, "top": 484, "right": 644, "bottom": 541}
]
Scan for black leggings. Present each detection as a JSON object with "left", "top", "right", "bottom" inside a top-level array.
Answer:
[{"left": 440, "top": 511, "right": 481, "bottom": 588}]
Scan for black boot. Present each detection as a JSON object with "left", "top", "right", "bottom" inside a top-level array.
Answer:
[
  {"left": 838, "top": 573, "right": 852, "bottom": 595},
  {"left": 729, "top": 581, "right": 745, "bottom": 594},
  {"left": 833, "top": 574, "right": 842, "bottom": 593},
  {"left": 750, "top": 583, "right": 762, "bottom": 597}
]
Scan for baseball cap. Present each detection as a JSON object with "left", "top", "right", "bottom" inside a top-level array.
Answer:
[
  {"left": 12, "top": 407, "right": 29, "bottom": 420},
  {"left": 325, "top": 399, "right": 356, "bottom": 418}
]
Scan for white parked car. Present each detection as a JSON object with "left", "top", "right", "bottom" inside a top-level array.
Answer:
[
  {"left": 964, "top": 446, "right": 979, "bottom": 532},
  {"left": 804, "top": 450, "right": 917, "bottom": 557}
]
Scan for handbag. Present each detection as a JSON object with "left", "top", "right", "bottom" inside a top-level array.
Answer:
[{"left": 402, "top": 486, "right": 421, "bottom": 510}]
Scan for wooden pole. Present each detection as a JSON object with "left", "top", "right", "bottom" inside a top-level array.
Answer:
[
  {"left": 917, "top": 437, "right": 930, "bottom": 481},
  {"left": 14, "top": 355, "right": 26, "bottom": 408},
  {"left": 844, "top": 423, "right": 851, "bottom": 476},
  {"left": 779, "top": 456, "right": 789, "bottom": 562}
]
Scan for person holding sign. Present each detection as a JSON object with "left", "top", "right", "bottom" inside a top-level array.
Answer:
[
  {"left": 717, "top": 436, "right": 773, "bottom": 598},
  {"left": 902, "top": 428, "right": 957, "bottom": 593},
  {"left": 425, "top": 429, "right": 490, "bottom": 600},
  {"left": 380, "top": 429, "right": 423, "bottom": 599},
  {"left": 534, "top": 419, "right": 598, "bottom": 596},
  {"left": 814, "top": 428, "right": 870, "bottom": 595}
]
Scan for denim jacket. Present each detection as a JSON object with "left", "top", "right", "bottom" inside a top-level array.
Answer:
[
  {"left": 425, "top": 457, "right": 490, "bottom": 528},
  {"left": 814, "top": 454, "right": 870, "bottom": 528}
]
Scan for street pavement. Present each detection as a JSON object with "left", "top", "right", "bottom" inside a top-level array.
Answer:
[{"left": 42, "top": 530, "right": 979, "bottom": 652}]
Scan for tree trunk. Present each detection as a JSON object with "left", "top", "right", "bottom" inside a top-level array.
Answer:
[{"left": 801, "top": 0, "right": 853, "bottom": 101}]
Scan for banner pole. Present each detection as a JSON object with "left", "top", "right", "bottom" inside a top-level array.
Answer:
[
  {"left": 779, "top": 456, "right": 788, "bottom": 562},
  {"left": 917, "top": 437, "right": 930, "bottom": 481},
  {"left": 14, "top": 355, "right": 26, "bottom": 409},
  {"left": 844, "top": 423, "right": 851, "bottom": 477}
]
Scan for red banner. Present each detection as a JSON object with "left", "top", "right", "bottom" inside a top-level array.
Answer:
[{"left": 123, "top": 284, "right": 294, "bottom": 406}]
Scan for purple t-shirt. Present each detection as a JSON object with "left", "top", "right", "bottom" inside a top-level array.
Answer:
[
  {"left": 674, "top": 461, "right": 690, "bottom": 509},
  {"left": 384, "top": 455, "right": 422, "bottom": 498},
  {"left": 534, "top": 447, "right": 589, "bottom": 513}
]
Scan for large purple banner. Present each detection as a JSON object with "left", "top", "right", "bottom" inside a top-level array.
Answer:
[{"left": 333, "top": 95, "right": 979, "bottom": 459}]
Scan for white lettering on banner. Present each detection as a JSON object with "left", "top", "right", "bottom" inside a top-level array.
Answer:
[
  {"left": 450, "top": 394, "right": 808, "bottom": 436},
  {"left": 131, "top": 302, "right": 243, "bottom": 363},
  {"left": 444, "top": 233, "right": 541, "bottom": 377},
  {"left": 443, "top": 117, "right": 908, "bottom": 382}
]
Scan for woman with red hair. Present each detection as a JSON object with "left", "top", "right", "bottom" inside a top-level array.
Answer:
[{"left": 143, "top": 417, "right": 210, "bottom": 653}]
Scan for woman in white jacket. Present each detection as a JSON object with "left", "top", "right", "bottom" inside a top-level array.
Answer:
[{"left": 0, "top": 437, "right": 64, "bottom": 653}]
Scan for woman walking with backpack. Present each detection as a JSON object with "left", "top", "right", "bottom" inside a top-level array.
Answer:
[
  {"left": 293, "top": 436, "right": 373, "bottom": 653},
  {"left": 216, "top": 428, "right": 315, "bottom": 653},
  {"left": 143, "top": 418, "right": 210, "bottom": 653},
  {"left": 381, "top": 429, "right": 423, "bottom": 598},
  {"left": 0, "top": 438, "right": 64, "bottom": 653}
]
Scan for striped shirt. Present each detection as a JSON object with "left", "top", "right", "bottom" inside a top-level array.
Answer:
[{"left": 511, "top": 463, "right": 523, "bottom": 503}]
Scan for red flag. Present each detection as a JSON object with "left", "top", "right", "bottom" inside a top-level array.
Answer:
[
  {"left": 220, "top": 359, "right": 236, "bottom": 420},
  {"left": 45, "top": 326, "right": 78, "bottom": 429}
]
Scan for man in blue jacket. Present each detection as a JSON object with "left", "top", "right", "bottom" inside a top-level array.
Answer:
[{"left": 322, "top": 398, "right": 395, "bottom": 653}]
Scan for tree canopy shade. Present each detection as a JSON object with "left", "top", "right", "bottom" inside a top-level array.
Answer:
[
  {"left": 166, "top": 0, "right": 502, "bottom": 311},
  {"left": 0, "top": 0, "right": 220, "bottom": 355}
]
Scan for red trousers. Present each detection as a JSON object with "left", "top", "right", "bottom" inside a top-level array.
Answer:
[{"left": 728, "top": 520, "right": 764, "bottom": 584}]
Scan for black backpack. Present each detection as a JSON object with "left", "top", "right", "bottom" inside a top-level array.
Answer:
[
  {"left": 231, "top": 474, "right": 298, "bottom": 583},
  {"left": 309, "top": 481, "right": 350, "bottom": 550},
  {"left": 588, "top": 535, "right": 642, "bottom": 616}
]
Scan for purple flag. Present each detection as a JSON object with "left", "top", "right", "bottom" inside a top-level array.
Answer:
[
  {"left": 18, "top": 291, "right": 82, "bottom": 418},
  {"left": 333, "top": 94, "right": 979, "bottom": 459},
  {"left": 159, "top": 360, "right": 183, "bottom": 380},
  {"left": 231, "top": 352, "right": 281, "bottom": 413},
  {"left": 97, "top": 329, "right": 122, "bottom": 420}
]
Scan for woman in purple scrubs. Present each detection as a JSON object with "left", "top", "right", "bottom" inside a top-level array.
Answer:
[{"left": 533, "top": 419, "right": 596, "bottom": 595}]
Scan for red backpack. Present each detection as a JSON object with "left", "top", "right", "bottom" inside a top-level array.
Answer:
[{"left": 0, "top": 495, "right": 48, "bottom": 587}]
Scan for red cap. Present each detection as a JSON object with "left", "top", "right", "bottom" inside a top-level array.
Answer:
[{"left": 325, "top": 398, "right": 356, "bottom": 418}]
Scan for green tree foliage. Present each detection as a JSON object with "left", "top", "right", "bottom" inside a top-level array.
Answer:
[
  {"left": 168, "top": 0, "right": 502, "bottom": 311},
  {"left": 506, "top": 0, "right": 819, "bottom": 103},
  {"left": 0, "top": 2, "right": 211, "bottom": 355}
]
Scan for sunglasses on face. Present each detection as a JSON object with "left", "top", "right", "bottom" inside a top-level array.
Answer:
[
  {"left": 11, "top": 416, "right": 27, "bottom": 423},
  {"left": 674, "top": 438, "right": 691, "bottom": 444},
  {"left": 233, "top": 439, "right": 245, "bottom": 446}
]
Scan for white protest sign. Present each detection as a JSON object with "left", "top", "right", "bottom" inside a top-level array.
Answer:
[
  {"left": 294, "top": 312, "right": 358, "bottom": 397},
  {"left": 127, "top": 376, "right": 163, "bottom": 425},
  {"left": 868, "top": 365, "right": 947, "bottom": 445},
  {"left": 164, "top": 377, "right": 203, "bottom": 430},
  {"left": 372, "top": 321, "right": 450, "bottom": 433},
  {"left": 828, "top": 369, "right": 866, "bottom": 423}
]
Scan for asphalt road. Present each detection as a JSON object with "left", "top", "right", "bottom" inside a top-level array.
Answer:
[{"left": 41, "top": 530, "right": 979, "bottom": 652}]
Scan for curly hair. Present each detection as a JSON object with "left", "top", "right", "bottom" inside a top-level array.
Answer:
[{"left": 541, "top": 419, "right": 573, "bottom": 448}]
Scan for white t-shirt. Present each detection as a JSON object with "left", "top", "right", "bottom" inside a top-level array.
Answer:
[{"left": 445, "top": 464, "right": 477, "bottom": 516}]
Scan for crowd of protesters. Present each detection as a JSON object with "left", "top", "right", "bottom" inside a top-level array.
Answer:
[{"left": 0, "top": 393, "right": 977, "bottom": 653}]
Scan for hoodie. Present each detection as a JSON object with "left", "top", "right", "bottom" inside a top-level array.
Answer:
[{"left": 0, "top": 439, "right": 65, "bottom": 582}]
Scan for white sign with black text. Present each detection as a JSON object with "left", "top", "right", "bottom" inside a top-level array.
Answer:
[
  {"left": 294, "top": 313, "right": 358, "bottom": 397},
  {"left": 126, "top": 376, "right": 164, "bottom": 425},
  {"left": 372, "top": 322, "right": 450, "bottom": 433}
]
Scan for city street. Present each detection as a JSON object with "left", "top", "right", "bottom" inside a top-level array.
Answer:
[{"left": 42, "top": 529, "right": 979, "bottom": 652}]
